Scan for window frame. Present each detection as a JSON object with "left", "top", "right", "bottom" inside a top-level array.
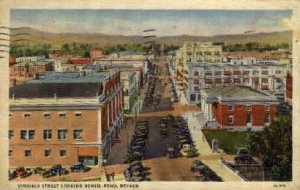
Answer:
[
  {"left": 44, "top": 149, "right": 51, "bottom": 157},
  {"left": 25, "top": 149, "right": 32, "bottom": 157},
  {"left": 73, "top": 129, "right": 83, "bottom": 140},
  {"left": 57, "top": 129, "right": 68, "bottom": 140},
  {"left": 43, "top": 129, "right": 52, "bottom": 140},
  {"left": 59, "top": 149, "right": 67, "bottom": 157}
]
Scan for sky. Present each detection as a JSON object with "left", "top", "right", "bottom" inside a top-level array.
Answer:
[{"left": 11, "top": 9, "right": 292, "bottom": 36}]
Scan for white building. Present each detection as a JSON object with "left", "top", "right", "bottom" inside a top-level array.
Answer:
[{"left": 187, "top": 59, "right": 287, "bottom": 103}]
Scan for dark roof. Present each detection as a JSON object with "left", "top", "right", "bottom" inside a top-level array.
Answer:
[{"left": 10, "top": 82, "right": 103, "bottom": 98}]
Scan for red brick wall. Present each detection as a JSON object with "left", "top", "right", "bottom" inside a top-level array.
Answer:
[
  {"left": 286, "top": 73, "right": 292, "bottom": 100},
  {"left": 214, "top": 103, "right": 277, "bottom": 127}
]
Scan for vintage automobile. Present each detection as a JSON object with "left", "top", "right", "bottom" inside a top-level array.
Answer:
[
  {"left": 70, "top": 162, "right": 91, "bottom": 172},
  {"left": 234, "top": 155, "right": 256, "bottom": 165},
  {"left": 33, "top": 167, "right": 46, "bottom": 175},
  {"left": 9, "top": 170, "right": 17, "bottom": 180},
  {"left": 160, "top": 128, "right": 168, "bottom": 137},
  {"left": 15, "top": 166, "right": 32, "bottom": 178},
  {"left": 49, "top": 164, "right": 69, "bottom": 176},
  {"left": 191, "top": 160, "right": 204, "bottom": 171}
]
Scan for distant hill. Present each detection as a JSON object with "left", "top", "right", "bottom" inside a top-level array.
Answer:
[{"left": 11, "top": 27, "right": 292, "bottom": 47}]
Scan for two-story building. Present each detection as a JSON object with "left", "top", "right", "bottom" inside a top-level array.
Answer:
[{"left": 200, "top": 86, "right": 279, "bottom": 131}]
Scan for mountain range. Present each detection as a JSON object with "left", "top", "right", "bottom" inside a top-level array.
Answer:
[{"left": 10, "top": 27, "right": 292, "bottom": 47}]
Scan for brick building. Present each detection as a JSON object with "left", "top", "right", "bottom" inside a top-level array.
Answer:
[
  {"left": 200, "top": 86, "right": 279, "bottom": 131},
  {"left": 9, "top": 71, "right": 123, "bottom": 168},
  {"left": 187, "top": 60, "right": 286, "bottom": 103},
  {"left": 67, "top": 58, "right": 92, "bottom": 65},
  {"left": 90, "top": 48, "right": 104, "bottom": 59},
  {"left": 286, "top": 72, "right": 292, "bottom": 103},
  {"left": 9, "top": 61, "right": 54, "bottom": 86}
]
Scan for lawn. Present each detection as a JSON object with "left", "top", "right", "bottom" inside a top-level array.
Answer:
[{"left": 203, "top": 131, "right": 250, "bottom": 154}]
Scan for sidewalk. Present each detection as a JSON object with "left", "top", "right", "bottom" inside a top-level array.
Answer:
[{"left": 184, "top": 112, "right": 242, "bottom": 181}]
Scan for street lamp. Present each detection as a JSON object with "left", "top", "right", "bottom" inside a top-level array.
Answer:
[{"left": 102, "top": 159, "right": 108, "bottom": 181}]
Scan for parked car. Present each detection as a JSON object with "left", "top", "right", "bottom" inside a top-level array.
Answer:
[
  {"left": 50, "top": 164, "right": 69, "bottom": 176},
  {"left": 9, "top": 170, "right": 17, "bottom": 180},
  {"left": 234, "top": 155, "right": 256, "bottom": 165},
  {"left": 15, "top": 166, "right": 32, "bottom": 178},
  {"left": 191, "top": 160, "right": 204, "bottom": 171},
  {"left": 33, "top": 167, "right": 46, "bottom": 175},
  {"left": 70, "top": 162, "right": 91, "bottom": 172}
]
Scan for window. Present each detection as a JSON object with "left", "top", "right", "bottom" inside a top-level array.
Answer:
[
  {"left": 228, "top": 105, "right": 234, "bottom": 111},
  {"left": 194, "top": 79, "right": 199, "bottom": 85},
  {"left": 9, "top": 150, "right": 12, "bottom": 157},
  {"left": 265, "top": 115, "right": 270, "bottom": 123},
  {"left": 194, "top": 71, "right": 199, "bottom": 76},
  {"left": 275, "top": 70, "right": 281, "bottom": 74},
  {"left": 252, "top": 70, "right": 259, "bottom": 75},
  {"left": 243, "top": 71, "right": 250, "bottom": 75},
  {"left": 9, "top": 113, "right": 12, "bottom": 118},
  {"left": 190, "top": 94, "right": 196, "bottom": 102},
  {"left": 58, "top": 129, "right": 67, "bottom": 140},
  {"left": 265, "top": 105, "right": 270, "bottom": 111},
  {"left": 194, "top": 86, "right": 200, "bottom": 92},
  {"left": 60, "top": 149, "right": 67, "bottom": 157},
  {"left": 228, "top": 115, "right": 234, "bottom": 125},
  {"left": 74, "top": 112, "right": 82, "bottom": 117},
  {"left": 9, "top": 130, "right": 13, "bottom": 140},
  {"left": 25, "top": 150, "right": 31, "bottom": 157},
  {"left": 59, "top": 112, "right": 66, "bottom": 118},
  {"left": 29, "top": 130, "right": 35, "bottom": 139},
  {"left": 43, "top": 112, "right": 51, "bottom": 118},
  {"left": 246, "top": 115, "right": 251, "bottom": 123},
  {"left": 73, "top": 129, "right": 83, "bottom": 140},
  {"left": 44, "top": 149, "right": 51, "bottom": 157},
  {"left": 262, "top": 70, "right": 269, "bottom": 75},
  {"left": 20, "top": 130, "right": 35, "bottom": 140},
  {"left": 43, "top": 129, "right": 52, "bottom": 140},
  {"left": 205, "top": 71, "right": 213, "bottom": 76},
  {"left": 262, "top": 78, "right": 268, "bottom": 83},
  {"left": 246, "top": 105, "right": 252, "bottom": 111},
  {"left": 243, "top": 78, "right": 250, "bottom": 84},
  {"left": 23, "top": 113, "right": 31, "bottom": 118}
]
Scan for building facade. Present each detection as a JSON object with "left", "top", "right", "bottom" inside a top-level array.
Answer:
[
  {"left": 187, "top": 60, "right": 286, "bottom": 104},
  {"left": 9, "top": 71, "right": 123, "bottom": 168},
  {"left": 175, "top": 41, "right": 223, "bottom": 91},
  {"left": 200, "top": 86, "right": 279, "bottom": 130},
  {"left": 9, "top": 61, "right": 54, "bottom": 87},
  {"left": 120, "top": 71, "right": 138, "bottom": 114},
  {"left": 90, "top": 48, "right": 104, "bottom": 59}
]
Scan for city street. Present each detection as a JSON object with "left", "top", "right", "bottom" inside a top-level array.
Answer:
[{"left": 106, "top": 57, "right": 242, "bottom": 181}]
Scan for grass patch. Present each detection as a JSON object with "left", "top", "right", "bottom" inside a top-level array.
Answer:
[{"left": 203, "top": 131, "right": 250, "bottom": 154}]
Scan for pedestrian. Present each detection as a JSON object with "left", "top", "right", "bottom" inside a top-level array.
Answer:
[
  {"left": 202, "top": 135, "right": 206, "bottom": 142},
  {"left": 111, "top": 171, "right": 115, "bottom": 181}
]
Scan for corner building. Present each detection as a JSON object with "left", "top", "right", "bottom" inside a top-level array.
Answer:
[{"left": 9, "top": 71, "right": 123, "bottom": 168}]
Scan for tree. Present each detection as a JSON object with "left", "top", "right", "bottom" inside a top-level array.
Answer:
[{"left": 247, "top": 114, "right": 292, "bottom": 181}]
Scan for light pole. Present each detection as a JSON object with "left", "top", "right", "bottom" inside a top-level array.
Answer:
[{"left": 102, "top": 159, "right": 108, "bottom": 181}]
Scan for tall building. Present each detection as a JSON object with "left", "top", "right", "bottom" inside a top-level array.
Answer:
[
  {"left": 9, "top": 71, "right": 123, "bottom": 168},
  {"left": 175, "top": 41, "right": 223, "bottom": 91},
  {"left": 187, "top": 60, "right": 286, "bottom": 103}
]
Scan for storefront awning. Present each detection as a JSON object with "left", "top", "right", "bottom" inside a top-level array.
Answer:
[{"left": 78, "top": 147, "right": 98, "bottom": 156}]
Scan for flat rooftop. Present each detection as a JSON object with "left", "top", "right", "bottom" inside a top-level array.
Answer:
[{"left": 10, "top": 71, "right": 110, "bottom": 98}]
